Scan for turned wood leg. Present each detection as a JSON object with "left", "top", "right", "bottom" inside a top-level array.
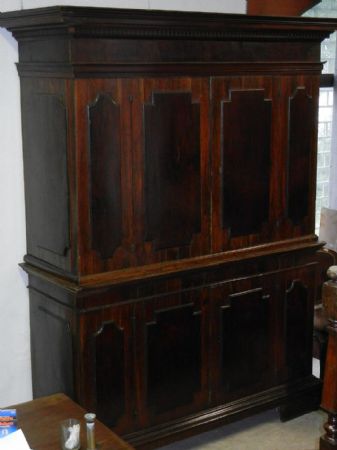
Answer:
[
  {"left": 320, "top": 413, "right": 337, "bottom": 449},
  {"left": 320, "top": 266, "right": 337, "bottom": 450}
]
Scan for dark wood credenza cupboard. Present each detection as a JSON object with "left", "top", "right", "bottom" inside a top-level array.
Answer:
[{"left": 1, "top": 6, "right": 337, "bottom": 449}]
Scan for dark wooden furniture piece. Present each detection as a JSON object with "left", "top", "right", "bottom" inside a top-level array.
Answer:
[
  {"left": 320, "top": 266, "right": 337, "bottom": 450},
  {"left": 1, "top": 7, "right": 337, "bottom": 450},
  {"left": 5, "top": 393, "right": 134, "bottom": 450},
  {"left": 247, "top": 0, "right": 321, "bottom": 16}
]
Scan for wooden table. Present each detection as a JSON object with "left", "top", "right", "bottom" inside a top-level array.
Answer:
[{"left": 5, "top": 393, "right": 134, "bottom": 450}]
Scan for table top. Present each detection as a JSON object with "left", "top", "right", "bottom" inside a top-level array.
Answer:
[{"left": 5, "top": 393, "right": 134, "bottom": 450}]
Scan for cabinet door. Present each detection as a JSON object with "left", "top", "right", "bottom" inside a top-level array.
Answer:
[
  {"left": 209, "top": 262, "right": 318, "bottom": 405},
  {"left": 211, "top": 75, "right": 319, "bottom": 253},
  {"left": 134, "top": 284, "right": 209, "bottom": 427},
  {"left": 78, "top": 303, "right": 136, "bottom": 434},
  {"left": 75, "top": 77, "right": 210, "bottom": 275}
]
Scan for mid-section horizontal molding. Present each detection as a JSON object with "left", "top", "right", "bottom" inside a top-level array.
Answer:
[
  {"left": 78, "top": 236, "right": 323, "bottom": 288},
  {"left": 21, "top": 235, "right": 323, "bottom": 291},
  {"left": 16, "top": 61, "right": 324, "bottom": 78}
]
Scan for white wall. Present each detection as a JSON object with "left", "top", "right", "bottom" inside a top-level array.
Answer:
[
  {"left": 0, "top": 25, "right": 31, "bottom": 407},
  {"left": 0, "top": 0, "right": 246, "bottom": 407}
]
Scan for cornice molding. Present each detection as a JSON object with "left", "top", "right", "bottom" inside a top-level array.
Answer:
[{"left": 0, "top": 6, "right": 336, "bottom": 43}]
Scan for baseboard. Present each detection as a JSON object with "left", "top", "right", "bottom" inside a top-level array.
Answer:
[{"left": 124, "top": 376, "right": 322, "bottom": 449}]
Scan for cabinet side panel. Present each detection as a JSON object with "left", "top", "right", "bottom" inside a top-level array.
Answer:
[
  {"left": 29, "top": 288, "right": 74, "bottom": 398},
  {"left": 21, "top": 78, "right": 71, "bottom": 272}
]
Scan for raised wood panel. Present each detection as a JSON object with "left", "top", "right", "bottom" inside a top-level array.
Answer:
[
  {"left": 221, "top": 288, "right": 271, "bottom": 396},
  {"left": 22, "top": 91, "right": 70, "bottom": 259},
  {"left": 144, "top": 91, "right": 201, "bottom": 250},
  {"left": 131, "top": 77, "right": 210, "bottom": 268},
  {"left": 146, "top": 303, "right": 201, "bottom": 414},
  {"left": 221, "top": 89, "right": 271, "bottom": 237},
  {"left": 287, "top": 87, "right": 314, "bottom": 225},
  {"left": 93, "top": 321, "right": 125, "bottom": 427},
  {"left": 76, "top": 79, "right": 138, "bottom": 275},
  {"left": 80, "top": 304, "right": 136, "bottom": 435},
  {"left": 211, "top": 77, "right": 275, "bottom": 252},
  {"left": 88, "top": 94, "right": 122, "bottom": 259}
]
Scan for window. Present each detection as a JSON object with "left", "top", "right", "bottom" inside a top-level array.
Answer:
[{"left": 304, "top": 0, "right": 337, "bottom": 232}]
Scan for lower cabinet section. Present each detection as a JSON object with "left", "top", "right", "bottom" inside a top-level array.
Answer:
[{"left": 28, "top": 259, "right": 320, "bottom": 448}]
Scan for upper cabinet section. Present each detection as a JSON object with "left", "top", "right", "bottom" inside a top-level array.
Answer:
[
  {"left": 1, "top": 7, "right": 336, "bottom": 280},
  {"left": 1, "top": 6, "right": 337, "bottom": 75}
]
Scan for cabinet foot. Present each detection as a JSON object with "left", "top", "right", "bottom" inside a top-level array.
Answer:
[{"left": 278, "top": 378, "right": 322, "bottom": 422}]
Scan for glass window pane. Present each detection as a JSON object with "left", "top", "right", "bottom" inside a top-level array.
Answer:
[{"left": 304, "top": 0, "right": 337, "bottom": 232}]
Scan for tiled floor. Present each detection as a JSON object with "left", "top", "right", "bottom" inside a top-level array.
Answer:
[
  {"left": 159, "top": 360, "right": 325, "bottom": 450},
  {"left": 159, "top": 408, "right": 326, "bottom": 450}
]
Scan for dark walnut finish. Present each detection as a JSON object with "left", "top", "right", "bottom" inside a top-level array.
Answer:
[{"left": 1, "top": 6, "right": 337, "bottom": 449}]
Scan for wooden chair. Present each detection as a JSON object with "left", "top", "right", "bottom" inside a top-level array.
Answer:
[
  {"left": 314, "top": 249, "right": 337, "bottom": 379},
  {"left": 319, "top": 265, "right": 337, "bottom": 449}
]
